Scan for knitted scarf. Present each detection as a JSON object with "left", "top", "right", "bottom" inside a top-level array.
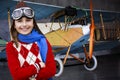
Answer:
[{"left": 18, "top": 29, "right": 48, "bottom": 62}]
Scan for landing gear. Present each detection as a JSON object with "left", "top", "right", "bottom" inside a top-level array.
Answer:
[
  {"left": 54, "top": 57, "right": 63, "bottom": 77},
  {"left": 54, "top": 54, "right": 97, "bottom": 77},
  {"left": 84, "top": 55, "right": 97, "bottom": 71}
]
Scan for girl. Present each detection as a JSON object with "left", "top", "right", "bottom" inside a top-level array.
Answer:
[{"left": 6, "top": 1, "right": 56, "bottom": 80}]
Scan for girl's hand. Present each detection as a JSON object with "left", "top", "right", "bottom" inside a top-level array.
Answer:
[{"left": 39, "top": 62, "right": 46, "bottom": 68}]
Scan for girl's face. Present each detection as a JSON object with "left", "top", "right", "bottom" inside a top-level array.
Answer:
[{"left": 14, "top": 17, "right": 34, "bottom": 35}]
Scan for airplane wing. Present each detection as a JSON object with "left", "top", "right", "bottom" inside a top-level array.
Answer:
[{"left": 0, "top": 0, "right": 119, "bottom": 21}]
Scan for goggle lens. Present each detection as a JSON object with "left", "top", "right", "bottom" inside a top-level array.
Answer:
[
  {"left": 25, "top": 9, "right": 34, "bottom": 17},
  {"left": 12, "top": 10, "right": 22, "bottom": 19}
]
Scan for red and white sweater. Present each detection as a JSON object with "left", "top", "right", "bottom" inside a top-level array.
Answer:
[{"left": 6, "top": 40, "right": 56, "bottom": 80}]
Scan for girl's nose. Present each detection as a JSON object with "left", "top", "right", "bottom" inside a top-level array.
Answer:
[{"left": 22, "top": 21, "right": 27, "bottom": 27}]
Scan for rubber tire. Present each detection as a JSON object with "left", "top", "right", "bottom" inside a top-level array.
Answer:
[
  {"left": 54, "top": 57, "right": 64, "bottom": 77},
  {"left": 84, "top": 55, "right": 97, "bottom": 71}
]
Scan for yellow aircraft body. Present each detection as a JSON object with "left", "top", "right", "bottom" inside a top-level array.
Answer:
[{"left": 37, "top": 23, "right": 86, "bottom": 47}]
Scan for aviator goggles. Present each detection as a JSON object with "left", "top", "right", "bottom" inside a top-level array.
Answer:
[{"left": 12, "top": 7, "right": 34, "bottom": 20}]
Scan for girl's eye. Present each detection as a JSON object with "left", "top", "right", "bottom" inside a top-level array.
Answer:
[
  {"left": 26, "top": 19, "right": 31, "bottom": 21},
  {"left": 16, "top": 19, "right": 22, "bottom": 22}
]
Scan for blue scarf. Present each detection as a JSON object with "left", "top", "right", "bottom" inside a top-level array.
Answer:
[{"left": 18, "top": 29, "right": 48, "bottom": 62}]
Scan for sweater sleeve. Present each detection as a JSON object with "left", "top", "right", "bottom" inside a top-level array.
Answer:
[
  {"left": 37, "top": 40, "right": 56, "bottom": 79},
  {"left": 6, "top": 42, "right": 37, "bottom": 80}
]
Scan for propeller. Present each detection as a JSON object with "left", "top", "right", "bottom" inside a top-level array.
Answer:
[{"left": 89, "top": 0, "right": 95, "bottom": 59}]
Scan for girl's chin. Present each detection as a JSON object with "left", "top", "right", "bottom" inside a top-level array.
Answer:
[
  {"left": 19, "top": 31, "right": 31, "bottom": 35},
  {"left": 19, "top": 29, "right": 32, "bottom": 35}
]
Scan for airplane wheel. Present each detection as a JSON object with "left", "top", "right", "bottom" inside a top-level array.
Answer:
[
  {"left": 84, "top": 55, "right": 97, "bottom": 71},
  {"left": 54, "top": 57, "right": 64, "bottom": 77}
]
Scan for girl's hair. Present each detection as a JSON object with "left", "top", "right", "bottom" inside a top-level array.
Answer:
[{"left": 10, "top": 18, "right": 43, "bottom": 48}]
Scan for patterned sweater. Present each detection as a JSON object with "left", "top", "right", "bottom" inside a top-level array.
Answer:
[{"left": 6, "top": 40, "right": 56, "bottom": 80}]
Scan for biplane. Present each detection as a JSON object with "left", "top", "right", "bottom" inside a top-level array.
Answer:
[{"left": 0, "top": 0, "right": 120, "bottom": 77}]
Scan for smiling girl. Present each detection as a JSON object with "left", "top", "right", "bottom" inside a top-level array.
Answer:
[{"left": 6, "top": 1, "right": 56, "bottom": 80}]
